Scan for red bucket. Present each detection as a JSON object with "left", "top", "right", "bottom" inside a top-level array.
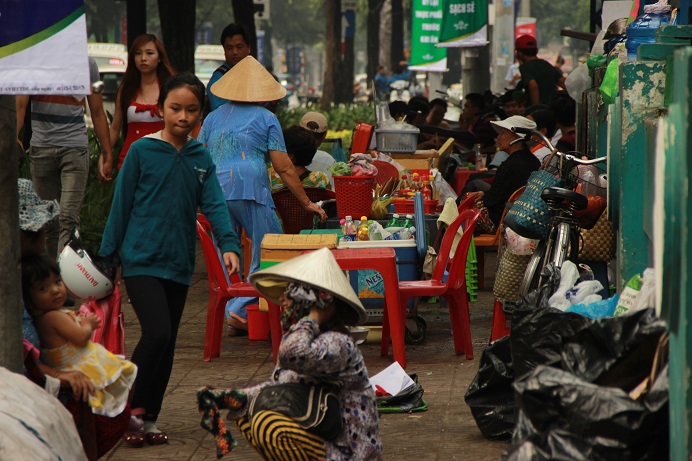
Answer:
[
  {"left": 247, "top": 304, "right": 269, "bottom": 341},
  {"left": 333, "top": 175, "right": 376, "bottom": 219}
]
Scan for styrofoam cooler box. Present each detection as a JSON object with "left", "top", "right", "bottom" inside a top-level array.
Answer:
[{"left": 337, "top": 239, "right": 418, "bottom": 315}]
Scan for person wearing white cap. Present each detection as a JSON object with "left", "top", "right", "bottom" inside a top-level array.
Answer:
[
  {"left": 470, "top": 115, "right": 541, "bottom": 233},
  {"left": 300, "top": 111, "right": 336, "bottom": 187},
  {"left": 197, "top": 248, "right": 382, "bottom": 460},
  {"left": 198, "top": 56, "right": 328, "bottom": 334}
]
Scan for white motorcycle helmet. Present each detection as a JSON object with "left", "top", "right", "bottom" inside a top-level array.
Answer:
[{"left": 58, "top": 229, "right": 114, "bottom": 300}]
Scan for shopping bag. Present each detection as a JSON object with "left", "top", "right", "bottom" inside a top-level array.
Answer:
[
  {"left": 579, "top": 212, "right": 616, "bottom": 262},
  {"left": 78, "top": 283, "right": 125, "bottom": 355},
  {"left": 503, "top": 169, "right": 564, "bottom": 240},
  {"left": 493, "top": 246, "right": 532, "bottom": 301}
]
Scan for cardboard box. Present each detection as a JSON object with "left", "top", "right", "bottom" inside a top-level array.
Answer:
[
  {"left": 260, "top": 233, "right": 338, "bottom": 263},
  {"left": 390, "top": 150, "right": 439, "bottom": 170}
]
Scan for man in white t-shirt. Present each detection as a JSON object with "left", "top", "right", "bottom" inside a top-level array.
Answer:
[{"left": 300, "top": 112, "right": 336, "bottom": 187}]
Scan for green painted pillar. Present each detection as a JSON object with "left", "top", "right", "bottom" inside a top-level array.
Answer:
[
  {"left": 616, "top": 61, "right": 666, "bottom": 288},
  {"left": 659, "top": 45, "right": 692, "bottom": 461}
]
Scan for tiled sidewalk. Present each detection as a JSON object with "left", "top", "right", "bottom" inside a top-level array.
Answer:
[{"left": 103, "top": 248, "right": 507, "bottom": 461}]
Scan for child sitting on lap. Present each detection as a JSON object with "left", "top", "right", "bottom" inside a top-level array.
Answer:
[{"left": 21, "top": 253, "right": 137, "bottom": 417}]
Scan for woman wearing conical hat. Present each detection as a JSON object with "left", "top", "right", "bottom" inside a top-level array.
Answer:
[
  {"left": 197, "top": 248, "right": 383, "bottom": 460},
  {"left": 198, "top": 56, "right": 328, "bottom": 335}
]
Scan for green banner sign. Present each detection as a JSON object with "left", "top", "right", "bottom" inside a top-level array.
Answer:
[
  {"left": 410, "top": 0, "right": 447, "bottom": 72},
  {"left": 438, "top": 0, "right": 488, "bottom": 47}
]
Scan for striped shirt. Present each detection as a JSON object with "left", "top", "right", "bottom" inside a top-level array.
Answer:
[{"left": 30, "top": 58, "right": 99, "bottom": 148}]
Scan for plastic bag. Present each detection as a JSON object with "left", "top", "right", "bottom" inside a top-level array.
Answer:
[
  {"left": 599, "top": 58, "right": 619, "bottom": 105},
  {"left": 376, "top": 374, "right": 427, "bottom": 413},
  {"left": 505, "top": 363, "right": 669, "bottom": 461},
  {"left": 565, "top": 294, "right": 619, "bottom": 318},
  {"left": 614, "top": 272, "right": 644, "bottom": 315},
  {"left": 464, "top": 336, "right": 515, "bottom": 441},
  {"left": 503, "top": 227, "right": 537, "bottom": 256},
  {"left": 632, "top": 268, "right": 656, "bottom": 314},
  {"left": 431, "top": 169, "right": 458, "bottom": 203},
  {"left": 548, "top": 261, "right": 603, "bottom": 311},
  {"left": 331, "top": 138, "right": 348, "bottom": 163},
  {"left": 565, "top": 61, "right": 591, "bottom": 101}
]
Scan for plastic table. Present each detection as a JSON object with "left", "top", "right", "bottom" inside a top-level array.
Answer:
[{"left": 301, "top": 247, "right": 408, "bottom": 368}]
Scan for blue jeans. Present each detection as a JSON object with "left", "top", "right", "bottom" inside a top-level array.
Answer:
[
  {"left": 29, "top": 146, "right": 89, "bottom": 259},
  {"left": 225, "top": 199, "right": 282, "bottom": 320}
]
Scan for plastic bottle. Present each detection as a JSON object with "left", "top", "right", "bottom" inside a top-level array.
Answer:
[
  {"left": 474, "top": 143, "right": 486, "bottom": 170},
  {"left": 429, "top": 170, "right": 437, "bottom": 199},
  {"left": 386, "top": 213, "right": 400, "bottom": 228},
  {"left": 625, "top": 1, "right": 673, "bottom": 60},
  {"left": 400, "top": 173, "right": 410, "bottom": 191},
  {"left": 344, "top": 216, "right": 355, "bottom": 235},
  {"left": 402, "top": 214, "right": 414, "bottom": 229},
  {"left": 411, "top": 173, "right": 420, "bottom": 191},
  {"left": 420, "top": 175, "right": 432, "bottom": 200}
]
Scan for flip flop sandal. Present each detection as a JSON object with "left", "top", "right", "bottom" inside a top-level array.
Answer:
[
  {"left": 123, "top": 430, "right": 144, "bottom": 448},
  {"left": 145, "top": 431, "right": 169, "bottom": 445}
]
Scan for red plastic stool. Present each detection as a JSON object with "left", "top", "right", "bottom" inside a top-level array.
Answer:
[{"left": 489, "top": 299, "right": 510, "bottom": 342}]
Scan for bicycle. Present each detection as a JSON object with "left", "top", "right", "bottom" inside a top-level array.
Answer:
[{"left": 509, "top": 127, "right": 607, "bottom": 297}]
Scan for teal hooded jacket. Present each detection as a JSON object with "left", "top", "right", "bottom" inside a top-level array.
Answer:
[{"left": 100, "top": 133, "right": 240, "bottom": 286}]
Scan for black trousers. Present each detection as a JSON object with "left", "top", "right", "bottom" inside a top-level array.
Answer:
[{"left": 125, "top": 275, "right": 188, "bottom": 422}]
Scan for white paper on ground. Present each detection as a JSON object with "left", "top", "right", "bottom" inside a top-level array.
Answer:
[{"left": 369, "top": 361, "right": 415, "bottom": 396}]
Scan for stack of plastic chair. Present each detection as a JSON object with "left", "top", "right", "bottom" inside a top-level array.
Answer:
[{"left": 466, "top": 238, "right": 478, "bottom": 302}]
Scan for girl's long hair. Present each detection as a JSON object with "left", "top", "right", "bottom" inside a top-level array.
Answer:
[{"left": 118, "top": 34, "right": 176, "bottom": 128}]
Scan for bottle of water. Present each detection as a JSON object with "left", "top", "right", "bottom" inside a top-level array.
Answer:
[{"left": 625, "top": 1, "right": 673, "bottom": 60}]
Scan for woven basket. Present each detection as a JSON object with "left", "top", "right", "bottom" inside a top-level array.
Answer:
[
  {"left": 493, "top": 247, "right": 532, "bottom": 301},
  {"left": 333, "top": 175, "right": 376, "bottom": 219}
]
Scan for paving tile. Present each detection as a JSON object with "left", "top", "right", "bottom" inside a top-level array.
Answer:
[{"left": 104, "top": 245, "right": 508, "bottom": 460}]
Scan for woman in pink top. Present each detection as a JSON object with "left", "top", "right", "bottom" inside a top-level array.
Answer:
[{"left": 109, "top": 34, "right": 175, "bottom": 169}]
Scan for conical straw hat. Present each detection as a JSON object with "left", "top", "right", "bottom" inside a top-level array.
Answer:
[
  {"left": 210, "top": 56, "right": 287, "bottom": 102},
  {"left": 250, "top": 247, "right": 367, "bottom": 326}
]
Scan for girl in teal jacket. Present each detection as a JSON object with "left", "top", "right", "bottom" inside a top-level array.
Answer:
[{"left": 100, "top": 73, "right": 240, "bottom": 448}]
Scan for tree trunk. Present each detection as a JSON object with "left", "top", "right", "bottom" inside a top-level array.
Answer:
[
  {"left": 343, "top": 35, "right": 355, "bottom": 103},
  {"left": 321, "top": 0, "right": 342, "bottom": 110},
  {"left": 126, "top": 0, "right": 146, "bottom": 49},
  {"left": 231, "top": 0, "right": 258, "bottom": 58},
  {"left": 0, "top": 96, "right": 22, "bottom": 373},
  {"left": 390, "top": 0, "right": 404, "bottom": 70},
  {"left": 158, "top": 0, "right": 196, "bottom": 72},
  {"left": 367, "top": 0, "right": 384, "bottom": 81},
  {"left": 379, "top": 0, "right": 392, "bottom": 71}
]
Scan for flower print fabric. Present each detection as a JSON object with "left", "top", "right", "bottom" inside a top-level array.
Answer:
[{"left": 198, "top": 101, "right": 286, "bottom": 207}]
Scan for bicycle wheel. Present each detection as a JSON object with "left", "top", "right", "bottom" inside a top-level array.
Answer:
[{"left": 519, "top": 240, "right": 547, "bottom": 296}]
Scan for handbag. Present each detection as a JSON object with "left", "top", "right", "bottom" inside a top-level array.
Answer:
[
  {"left": 579, "top": 212, "right": 616, "bottom": 262},
  {"left": 249, "top": 382, "right": 343, "bottom": 441},
  {"left": 504, "top": 150, "right": 565, "bottom": 240},
  {"left": 493, "top": 245, "right": 532, "bottom": 301}
]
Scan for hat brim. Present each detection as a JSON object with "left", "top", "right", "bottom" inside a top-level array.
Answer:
[
  {"left": 210, "top": 56, "right": 287, "bottom": 102},
  {"left": 250, "top": 248, "right": 367, "bottom": 326}
]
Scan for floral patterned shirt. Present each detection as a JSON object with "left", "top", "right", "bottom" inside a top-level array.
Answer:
[{"left": 227, "top": 317, "right": 383, "bottom": 460}]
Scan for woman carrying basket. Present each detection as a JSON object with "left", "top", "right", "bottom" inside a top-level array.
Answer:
[{"left": 467, "top": 115, "right": 540, "bottom": 234}]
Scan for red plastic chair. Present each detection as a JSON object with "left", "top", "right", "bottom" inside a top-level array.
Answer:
[
  {"left": 489, "top": 299, "right": 511, "bottom": 342},
  {"left": 196, "top": 214, "right": 282, "bottom": 362},
  {"left": 382, "top": 208, "right": 480, "bottom": 360},
  {"left": 272, "top": 187, "right": 336, "bottom": 234},
  {"left": 373, "top": 160, "right": 400, "bottom": 186}
]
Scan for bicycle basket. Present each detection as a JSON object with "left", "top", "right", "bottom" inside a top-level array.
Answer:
[{"left": 572, "top": 165, "right": 607, "bottom": 230}]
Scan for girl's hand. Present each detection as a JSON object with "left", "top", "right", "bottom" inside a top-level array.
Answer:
[
  {"left": 60, "top": 370, "right": 95, "bottom": 402},
  {"left": 223, "top": 252, "right": 240, "bottom": 276},
  {"left": 308, "top": 302, "right": 336, "bottom": 325},
  {"left": 81, "top": 313, "right": 102, "bottom": 331}
]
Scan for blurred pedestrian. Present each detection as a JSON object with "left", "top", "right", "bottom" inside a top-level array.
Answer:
[
  {"left": 110, "top": 33, "right": 175, "bottom": 169},
  {"left": 15, "top": 57, "right": 113, "bottom": 259},
  {"left": 207, "top": 23, "right": 252, "bottom": 111},
  {"left": 515, "top": 35, "right": 566, "bottom": 105}
]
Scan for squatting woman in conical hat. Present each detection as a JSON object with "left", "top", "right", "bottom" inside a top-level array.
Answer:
[
  {"left": 197, "top": 56, "right": 328, "bottom": 337},
  {"left": 197, "top": 248, "right": 383, "bottom": 460}
]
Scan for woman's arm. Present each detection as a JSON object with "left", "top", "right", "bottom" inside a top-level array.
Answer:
[
  {"left": 278, "top": 318, "right": 353, "bottom": 375},
  {"left": 269, "top": 150, "right": 327, "bottom": 222},
  {"left": 38, "top": 363, "right": 94, "bottom": 402}
]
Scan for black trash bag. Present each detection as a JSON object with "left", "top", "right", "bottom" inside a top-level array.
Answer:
[
  {"left": 561, "top": 308, "right": 667, "bottom": 388},
  {"left": 464, "top": 336, "right": 515, "bottom": 441},
  {"left": 505, "top": 264, "right": 594, "bottom": 378},
  {"left": 376, "top": 374, "right": 427, "bottom": 413},
  {"left": 503, "top": 364, "right": 669, "bottom": 461}
]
